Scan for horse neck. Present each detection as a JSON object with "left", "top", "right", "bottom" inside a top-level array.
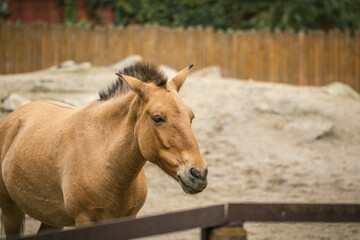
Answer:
[{"left": 79, "top": 93, "right": 146, "bottom": 187}]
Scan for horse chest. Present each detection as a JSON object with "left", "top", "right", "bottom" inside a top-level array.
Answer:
[{"left": 63, "top": 167, "right": 148, "bottom": 220}]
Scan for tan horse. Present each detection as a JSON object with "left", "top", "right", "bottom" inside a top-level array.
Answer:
[{"left": 0, "top": 63, "right": 208, "bottom": 237}]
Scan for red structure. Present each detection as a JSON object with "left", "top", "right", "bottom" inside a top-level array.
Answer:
[{"left": 0, "top": 0, "right": 114, "bottom": 25}]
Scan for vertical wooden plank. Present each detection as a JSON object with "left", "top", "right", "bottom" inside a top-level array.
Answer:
[
  {"left": 236, "top": 31, "right": 246, "bottom": 80},
  {"left": 60, "top": 24, "right": 66, "bottom": 63},
  {"left": 222, "top": 29, "right": 231, "bottom": 77},
  {"left": 75, "top": 26, "right": 81, "bottom": 63},
  {"left": 298, "top": 31, "right": 307, "bottom": 86},
  {"left": 349, "top": 33, "right": 357, "bottom": 91},
  {"left": 287, "top": 30, "right": 298, "bottom": 85},
  {"left": 37, "top": 23, "right": 43, "bottom": 71},
  {"left": 167, "top": 26, "right": 176, "bottom": 68},
  {"left": 275, "top": 31, "right": 284, "bottom": 84},
  {"left": 305, "top": 32, "right": 313, "bottom": 86},
  {"left": 100, "top": 26, "right": 107, "bottom": 66},
  {"left": 10, "top": 23, "right": 16, "bottom": 73},
  {"left": 356, "top": 32, "right": 360, "bottom": 92},
  {"left": 0, "top": 23, "right": 3, "bottom": 73},
  {"left": 13, "top": 23, "right": 19, "bottom": 73},
  {"left": 322, "top": 31, "right": 331, "bottom": 86},
  {"left": 268, "top": 30, "right": 281, "bottom": 83},
  {"left": 23, "top": 24, "right": 29, "bottom": 72},
  {"left": 215, "top": 29, "right": 225, "bottom": 76},
  {"left": 53, "top": 24, "right": 61, "bottom": 66},
  {"left": 197, "top": 26, "right": 205, "bottom": 70},
  {"left": 65, "top": 25, "right": 72, "bottom": 62},
  {"left": 281, "top": 31, "right": 290, "bottom": 84},
  {"left": 127, "top": 25, "right": 135, "bottom": 57},
  {"left": 151, "top": 24, "right": 159, "bottom": 64},
  {"left": 4, "top": 22, "right": 11, "bottom": 73},
  {"left": 345, "top": 31, "right": 355, "bottom": 90},
  {"left": 175, "top": 27, "right": 186, "bottom": 69},
  {"left": 338, "top": 31, "right": 346, "bottom": 86},
  {"left": 250, "top": 30, "right": 260, "bottom": 80},
  {"left": 18, "top": 24, "right": 25, "bottom": 72},
  {"left": 257, "top": 30, "right": 268, "bottom": 82},
  {"left": 313, "top": 31, "right": 324, "bottom": 87},
  {"left": 42, "top": 23, "right": 51, "bottom": 70},
  {"left": 193, "top": 26, "right": 202, "bottom": 69},
  {"left": 112, "top": 26, "right": 121, "bottom": 63},
  {"left": 110, "top": 26, "right": 118, "bottom": 65},
  {"left": 185, "top": 27, "right": 194, "bottom": 67},
  {"left": 227, "top": 29, "right": 238, "bottom": 78},
  {"left": 204, "top": 26, "right": 215, "bottom": 67},
  {"left": 28, "top": 24, "right": 34, "bottom": 72},
  {"left": 326, "top": 31, "right": 338, "bottom": 85},
  {"left": 333, "top": 30, "right": 341, "bottom": 84}
]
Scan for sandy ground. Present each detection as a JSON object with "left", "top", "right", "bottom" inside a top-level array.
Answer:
[{"left": 0, "top": 66, "right": 360, "bottom": 239}]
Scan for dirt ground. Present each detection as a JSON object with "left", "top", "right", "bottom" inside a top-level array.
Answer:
[{"left": 0, "top": 65, "right": 360, "bottom": 239}]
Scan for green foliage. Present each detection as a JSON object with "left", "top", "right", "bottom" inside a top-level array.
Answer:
[
  {"left": 57, "top": 0, "right": 77, "bottom": 24},
  {"left": 0, "top": 0, "right": 11, "bottom": 17},
  {"left": 63, "top": 0, "right": 360, "bottom": 31},
  {"left": 237, "top": 0, "right": 360, "bottom": 32}
]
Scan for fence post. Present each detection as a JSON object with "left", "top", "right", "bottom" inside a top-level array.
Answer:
[{"left": 201, "top": 224, "right": 247, "bottom": 240}]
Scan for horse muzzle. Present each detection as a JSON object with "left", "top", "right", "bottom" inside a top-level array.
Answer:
[{"left": 177, "top": 166, "right": 208, "bottom": 194}]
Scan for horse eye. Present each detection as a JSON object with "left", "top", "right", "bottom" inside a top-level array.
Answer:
[{"left": 152, "top": 116, "right": 166, "bottom": 124}]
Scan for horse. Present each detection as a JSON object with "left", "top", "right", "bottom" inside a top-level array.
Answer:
[{"left": 0, "top": 63, "right": 208, "bottom": 237}]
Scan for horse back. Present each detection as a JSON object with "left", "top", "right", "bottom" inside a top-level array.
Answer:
[{"left": 0, "top": 100, "right": 76, "bottom": 161}]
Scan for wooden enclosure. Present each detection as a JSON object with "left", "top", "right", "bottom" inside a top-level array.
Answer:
[{"left": 0, "top": 22, "right": 359, "bottom": 92}]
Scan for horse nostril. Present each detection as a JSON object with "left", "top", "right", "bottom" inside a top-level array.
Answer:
[{"left": 189, "top": 167, "right": 207, "bottom": 181}]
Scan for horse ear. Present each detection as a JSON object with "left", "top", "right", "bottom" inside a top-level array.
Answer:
[
  {"left": 170, "top": 64, "right": 193, "bottom": 92},
  {"left": 116, "top": 73, "right": 151, "bottom": 101}
]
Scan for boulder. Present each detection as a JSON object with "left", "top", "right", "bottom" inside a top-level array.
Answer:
[
  {"left": 60, "top": 60, "right": 76, "bottom": 69},
  {"left": 47, "top": 60, "right": 92, "bottom": 72},
  {"left": 283, "top": 117, "right": 334, "bottom": 142},
  {"left": 324, "top": 82, "right": 360, "bottom": 100},
  {"left": 2, "top": 93, "right": 31, "bottom": 111},
  {"left": 110, "top": 55, "right": 143, "bottom": 71},
  {"left": 159, "top": 65, "right": 178, "bottom": 80},
  {"left": 75, "top": 62, "right": 92, "bottom": 71},
  {"left": 191, "top": 66, "right": 222, "bottom": 78}
]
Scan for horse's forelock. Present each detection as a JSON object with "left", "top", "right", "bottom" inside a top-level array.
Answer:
[{"left": 99, "top": 63, "right": 168, "bottom": 101}]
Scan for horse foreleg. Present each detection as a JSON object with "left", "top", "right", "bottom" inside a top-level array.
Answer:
[{"left": 1, "top": 204, "right": 24, "bottom": 238}]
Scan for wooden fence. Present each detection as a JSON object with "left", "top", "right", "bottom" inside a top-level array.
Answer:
[
  {"left": 1, "top": 22, "right": 359, "bottom": 92},
  {"left": 6, "top": 203, "right": 360, "bottom": 240}
]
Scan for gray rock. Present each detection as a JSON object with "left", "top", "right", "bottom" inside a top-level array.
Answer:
[
  {"left": 191, "top": 66, "right": 222, "bottom": 78},
  {"left": 60, "top": 60, "right": 76, "bottom": 69},
  {"left": 324, "top": 82, "right": 360, "bottom": 100},
  {"left": 2, "top": 93, "right": 31, "bottom": 111},
  {"left": 110, "top": 55, "right": 143, "bottom": 71},
  {"left": 47, "top": 61, "right": 92, "bottom": 72},
  {"left": 284, "top": 117, "right": 334, "bottom": 142},
  {"left": 159, "top": 65, "right": 178, "bottom": 80}
]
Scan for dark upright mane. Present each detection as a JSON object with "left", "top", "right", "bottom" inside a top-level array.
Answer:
[{"left": 99, "top": 63, "right": 168, "bottom": 100}]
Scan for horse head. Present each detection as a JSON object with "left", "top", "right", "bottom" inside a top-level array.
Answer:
[{"left": 119, "top": 65, "right": 208, "bottom": 194}]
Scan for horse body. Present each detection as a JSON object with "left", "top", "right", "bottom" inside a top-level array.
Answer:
[
  {"left": 1, "top": 97, "right": 148, "bottom": 228},
  {"left": 0, "top": 63, "right": 207, "bottom": 237}
]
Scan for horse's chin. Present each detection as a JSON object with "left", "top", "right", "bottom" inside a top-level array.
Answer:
[{"left": 178, "top": 175, "right": 205, "bottom": 195}]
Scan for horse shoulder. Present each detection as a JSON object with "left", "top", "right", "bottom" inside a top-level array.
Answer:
[{"left": 0, "top": 114, "right": 22, "bottom": 162}]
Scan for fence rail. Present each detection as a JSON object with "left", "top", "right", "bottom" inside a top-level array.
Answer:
[
  {"left": 1, "top": 22, "right": 359, "bottom": 92},
  {"left": 7, "top": 203, "right": 360, "bottom": 240}
]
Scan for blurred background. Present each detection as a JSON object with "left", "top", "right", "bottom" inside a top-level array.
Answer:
[
  {"left": 1, "top": 1, "right": 360, "bottom": 240},
  {"left": 0, "top": 0, "right": 360, "bottom": 91}
]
